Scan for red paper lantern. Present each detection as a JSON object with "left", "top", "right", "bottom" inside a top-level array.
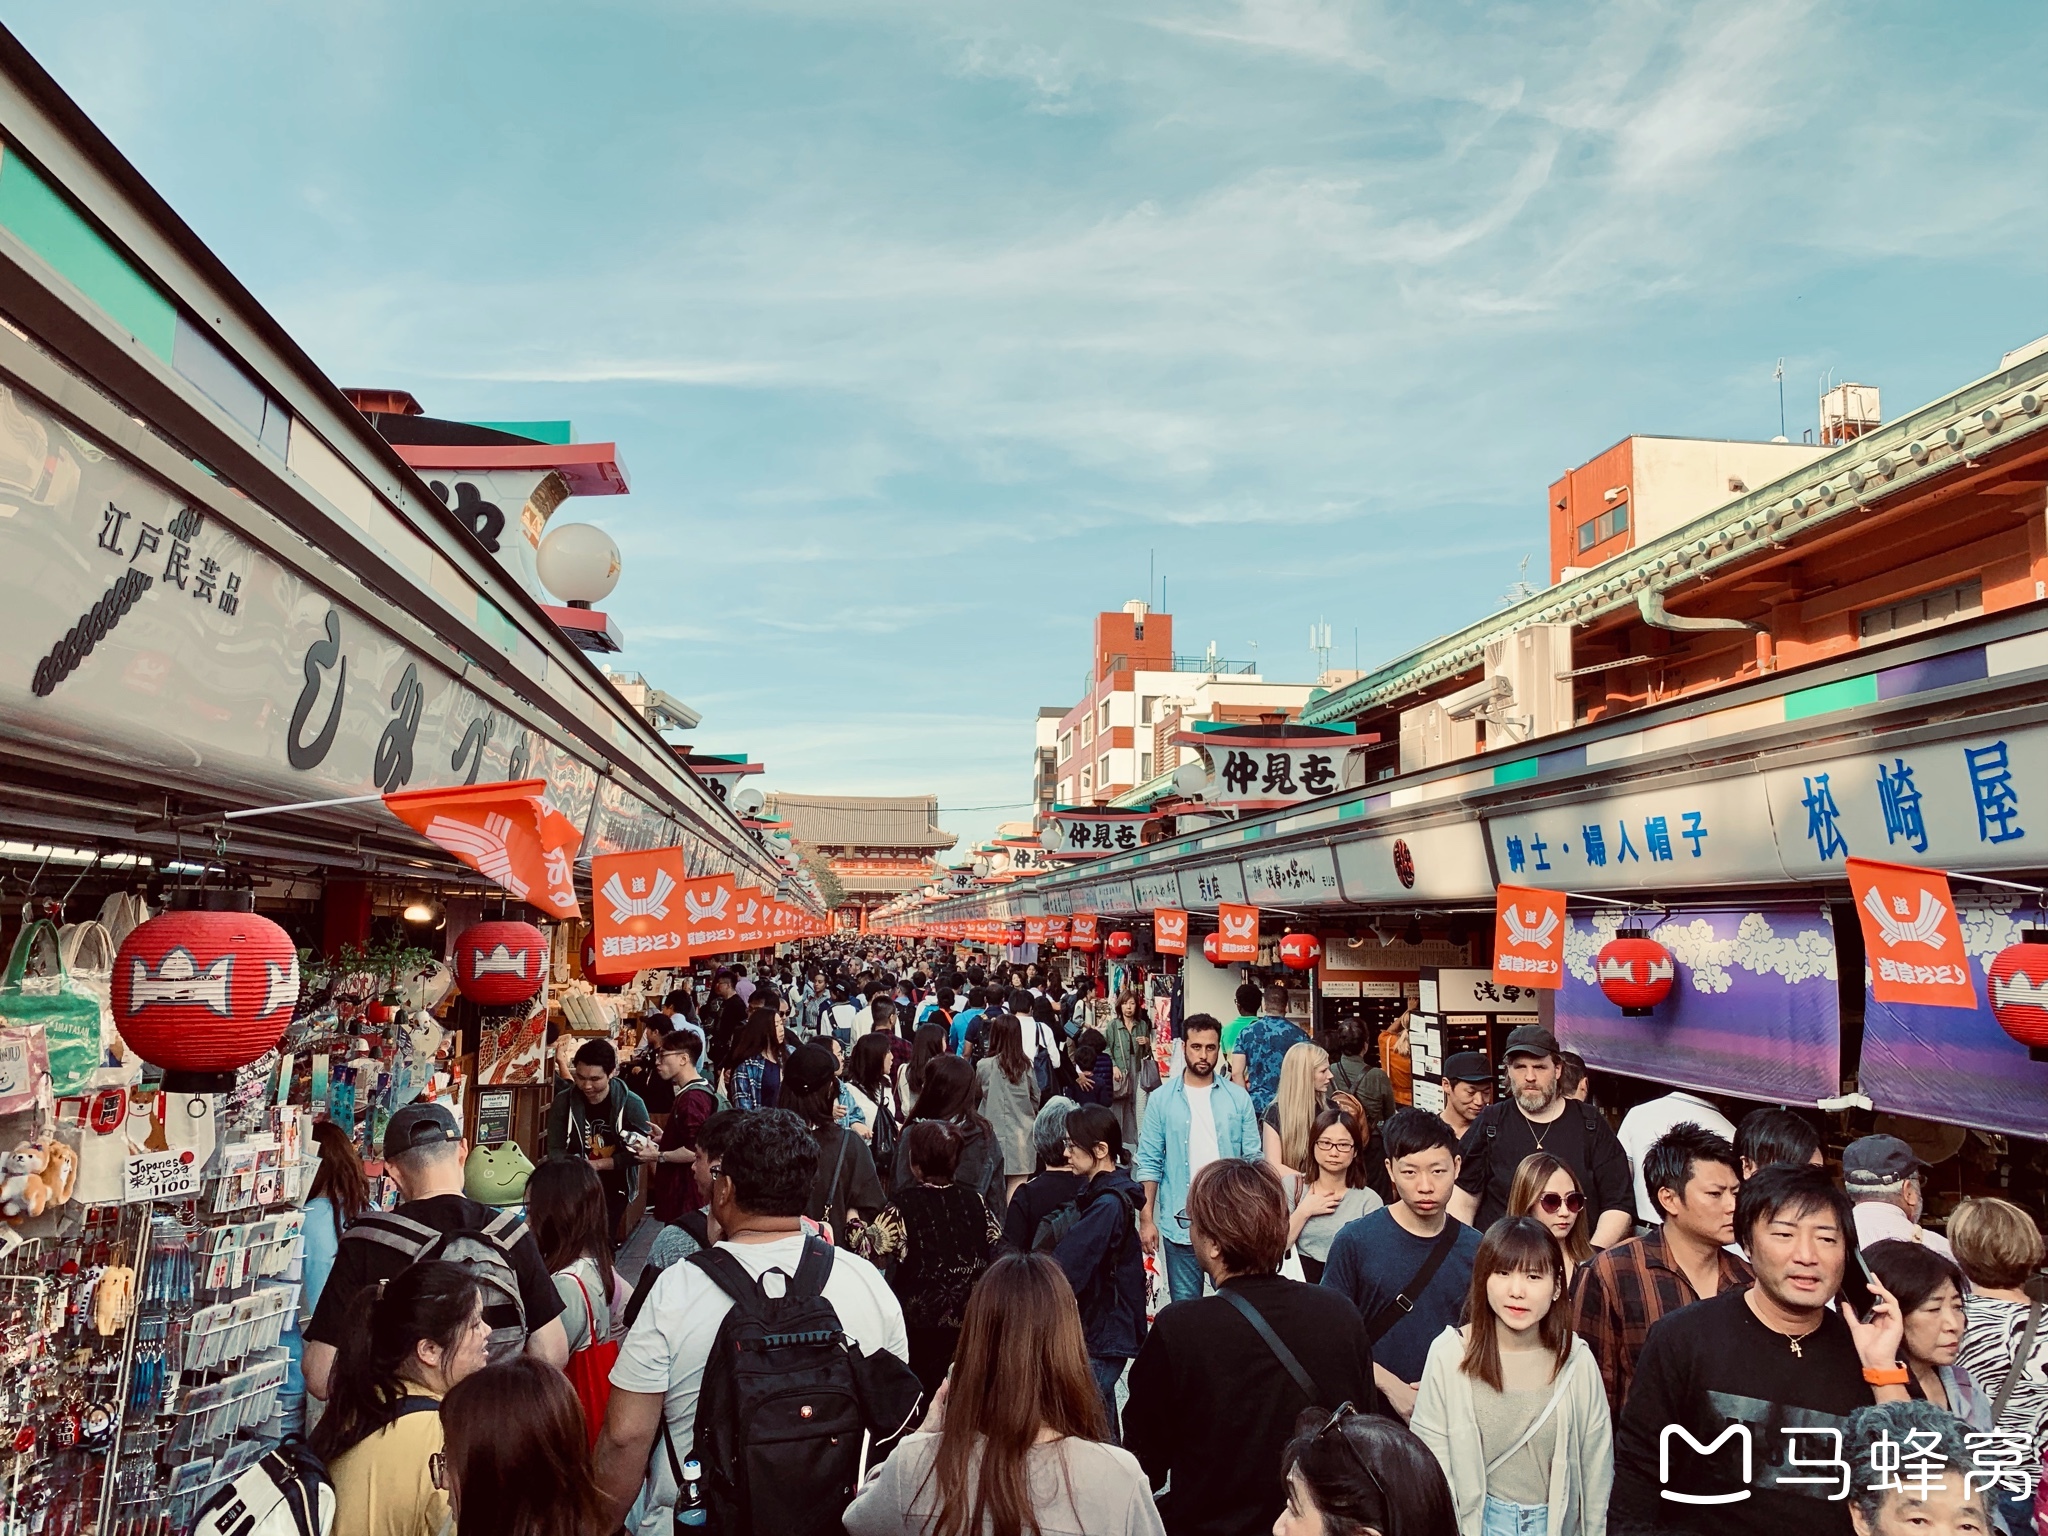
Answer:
[
  {"left": 454, "top": 921, "right": 548, "bottom": 1008},
  {"left": 1595, "top": 930, "right": 1676, "bottom": 1016},
  {"left": 1279, "top": 932, "right": 1322, "bottom": 971},
  {"left": 1988, "top": 930, "right": 2048, "bottom": 1059},
  {"left": 111, "top": 908, "right": 299, "bottom": 1091},
  {"left": 1202, "top": 932, "right": 1223, "bottom": 965},
  {"left": 1105, "top": 930, "right": 1136, "bottom": 960},
  {"left": 581, "top": 931, "right": 638, "bottom": 985}
]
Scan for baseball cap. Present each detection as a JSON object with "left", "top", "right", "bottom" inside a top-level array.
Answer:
[
  {"left": 1842, "top": 1133, "right": 1928, "bottom": 1190},
  {"left": 782, "top": 1043, "right": 839, "bottom": 1097},
  {"left": 385, "top": 1101, "right": 462, "bottom": 1156},
  {"left": 1503, "top": 1024, "right": 1562, "bottom": 1061},
  {"left": 1442, "top": 1051, "right": 1495, "bottom": 1084}
]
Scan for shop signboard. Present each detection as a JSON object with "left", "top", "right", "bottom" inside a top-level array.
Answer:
[
  {"left": 1046, "top": 810, "right": 1158, "bottom": 859},
  {"left": 1482, "top": 777, "right": 1778, "bottom": 892},
  {"left": 1334, "top": 820, "right": 1494, "bottom": 904},
  {"left": 1133, "top": 872, "right": 1181, "bottom": 909},
  {"left": 1042, "top": 886, "right": 1074, "bottom": 917},
  {"left": 586, "top": 777, "right": 680, "bottom": 858},
  {"left": 474, "top": 1089, "right": 515, "bottom": 1146},
  {"left": 1174, "top": 729, "right": 1367, "bottom": 813},
  {"left": 1241, "top": 846, "right": 1343, "bottom": 905},
  {"left": 1177, "top": 862, "right": 1246, "bottom": 910},
  {"left": 1767, "top": 724, "right": 2048, "bottom": 879},
  {"left": 1432, "top": 968, "right": 1540, "bottom": 1016},
  {"left": 0, "top": 379, "right": 612, "bottom": 837},
  {"left": 1089, "top": 880, "right": 1136, "bottom": 914},
  {"left": 1555, "top": 908, "right": 1842, "bottom": 1106}
]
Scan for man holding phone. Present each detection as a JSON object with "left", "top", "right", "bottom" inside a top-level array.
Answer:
[{"left": 1610, "top": 1163, "right": 1911, "bottom": 1536}]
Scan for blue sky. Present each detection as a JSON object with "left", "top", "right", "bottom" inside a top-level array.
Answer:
[{"left": 14, "top": 2, "right": 2048, "bottom": 856}]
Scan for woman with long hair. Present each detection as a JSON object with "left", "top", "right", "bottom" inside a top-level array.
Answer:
[
  {"left": 776, "top": 1042, "right": 887, "bottom": 1246},
  {"left": 723, "top": 1005, "right": 785, "bottom": 1112},
  {"left": 975, "top": 1013, "right": 1042, "bottom": 1200},
  {"left": 440, "top": 1356, "right": 606, "bottom": 1536},
  {"left": 844, "top": 1252, "right": 1161, "bottom": 1536},
  {"left": 525, "top": 1158, "right": 622, "bottom": 1443},
  {"left": 903, "top": 1022, "right": 949, "bottom": 1115},
  {"left": 1507, "top": 1153, "right": 1593, "bottom": 1292},
  {"left": 1277, "top": 1405, "right": 1459, "bottom": 1536},
  {"left": 1262, "top": 1041, "right": 1333, "bottom": 1175},
  {"left": 847, "top": 1032, "right": 897, "bottom": 1129},
  {"left": 1411, "top": 1217, "right": 1611, "bottom": 1536},
  {"left": 313, "top": 1261, "right": 489, "bottom": 1536},
  {"left": 853, "top": 1118, "right": 1002, "bottom": 1396},
  {"left": 893, "top": 1053, "right": 1008, "bottom": 1215},
  {"left": 1104, "top": 988, "right": 1145, "bottom": 1149},
  {"left": 1285, "top": 1107, "right": 1383, "bottom": 1285},
  {"left": 303, "top": 1119, "right": 369, "bottom": 1340}
]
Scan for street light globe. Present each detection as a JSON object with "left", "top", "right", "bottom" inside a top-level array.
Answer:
[{"left": 536, "top": 522, "right": 622, "bottom": 605}]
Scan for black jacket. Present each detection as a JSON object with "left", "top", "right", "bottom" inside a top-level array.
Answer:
[
  {"left": 1050, "top": 1169, "right": 1147, "bottom": 1361},
  {"left": 1125, "top": 1274, "right": 1375, "bottom": 1536}
]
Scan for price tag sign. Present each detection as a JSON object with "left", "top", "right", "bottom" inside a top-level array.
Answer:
[{"left": 124, "top": 1148, "right": 202, "bottom": 1204}]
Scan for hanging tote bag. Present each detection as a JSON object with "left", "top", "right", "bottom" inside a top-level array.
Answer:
[
  {"left": 0, "top": 920, "right": 108, "bottom": 1099},
  {"left": 563, "top": 1268, "right": 618, "bottom": 1449},
  {"left": 58, "top": 921, "right": 123, "bottom": 1075}
]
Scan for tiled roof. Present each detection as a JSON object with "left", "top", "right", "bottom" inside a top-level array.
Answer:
[{"left": 763, "top": 793, "right": 958, "bottom": 851}]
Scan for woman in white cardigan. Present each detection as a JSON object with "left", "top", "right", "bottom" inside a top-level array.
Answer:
[{"left": 1411, "top": 1216, "right": 1611, "bottom": 1536}]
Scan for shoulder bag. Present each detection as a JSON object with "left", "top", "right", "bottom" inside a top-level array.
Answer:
[
  {"left": 1991, "top": 1297, "right": 2044, "bottom": 1426},
  {"left": 1364, "top": 1223, "right": 1463, "bottom": 1344},
  {"left": 1220, "top": 1287, "right": 1326, "bottom": 1405}
]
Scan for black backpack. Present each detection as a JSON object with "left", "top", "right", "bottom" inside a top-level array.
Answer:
[
  {"left": 687, "top": 1236, "right": 923, "bottom": 1536},
  {"left": 868, "top": 1091, "right": 901, "bottom": 1175}
]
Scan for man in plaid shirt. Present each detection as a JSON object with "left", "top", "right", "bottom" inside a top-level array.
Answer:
[{"left": 1571, "top": 1121, "right": 1753, "bottom": 1419}]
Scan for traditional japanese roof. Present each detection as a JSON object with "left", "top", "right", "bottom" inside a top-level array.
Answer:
[{"left": 762, "top": 793, "right": 958, "bottom": 851}]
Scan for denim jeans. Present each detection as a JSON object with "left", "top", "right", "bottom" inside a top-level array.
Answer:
[
  {"left": 1480, "top": 1494, "right": 1547, "bottom": 1536},
  {"left": 1090, "top": 1356, "right": 1125, "bottom": 1443},
  {"left": 1161, "top": 1238, "right": 1205, "bottom": 1304}
]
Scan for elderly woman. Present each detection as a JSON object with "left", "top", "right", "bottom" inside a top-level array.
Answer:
[
  {"left": 1842, "top": 1400, "right": 1995, "bottom": 1536},
  {"left": 1000, "top": 1096, "right": 1082, "bottom": 1253},
  {"left": 1949, "top": 1196, "right": 2047, "bottom": 1536}
]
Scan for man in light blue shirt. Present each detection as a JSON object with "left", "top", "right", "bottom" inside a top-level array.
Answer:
[
  {"left": 949, "top": 985, "right": 987, "bottom": 1055},
  {"left": 1134, "top": 1013, "right": 1263, "bottom": 1303}
]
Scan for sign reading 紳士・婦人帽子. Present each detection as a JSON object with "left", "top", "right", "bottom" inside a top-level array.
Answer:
[
  {"left": 1492, "top": 885, "right": 1567, "bottom": 990},
  {"left": 1846, "top": 858, "right": 1977, "bottom": 1009},
  {"left": 591, "top": 846, "right": 688, "bottom": 973}
]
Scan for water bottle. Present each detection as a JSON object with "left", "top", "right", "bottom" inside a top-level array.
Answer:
[{"left": 674, "top": 1458, "right": 708, "bottom": 1529}]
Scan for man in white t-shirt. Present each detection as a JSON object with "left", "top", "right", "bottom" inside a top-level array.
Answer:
[
  {"left": 1617, "top": 1089, "right": 1737, "bottom": 1224},
  {"left": 595, "top": 1110, "right": 910, "bottom": 1535},
  {"left": 1133, "top": 1013, "right": 1261, "bottom": 1304}
]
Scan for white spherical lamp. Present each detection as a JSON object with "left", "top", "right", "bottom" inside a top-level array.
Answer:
[{"left": 536, "top": 523, "right": 622, "bottom": 607}]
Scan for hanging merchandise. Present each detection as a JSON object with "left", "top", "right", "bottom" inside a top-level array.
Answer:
[
  {"left": 1593, "top": 929, "right": 1677, "bottom": 1016},
  {"left": 454, "top": 921, "right": 549, "bottom": 1007},
  {"left": 110, "top": 901, "right": 300, "bottom": 1093},
  {"left": 1278, "top": 932, "right": 1321, "bottom": 971},
  {"left": 1987, "top": 929, "right": 2048, "bottom": 1059},
  {"left": 0, "top": 919, "right": 111, "bottom": 1099}
]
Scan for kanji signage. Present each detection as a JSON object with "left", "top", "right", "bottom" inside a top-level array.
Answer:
[
  {"left": 1177, "top": 862, "right": 1247, "bottom": 910},
  {"left": 1153, "top": 908, "right": 1189, "bottom": 955},
  {"left": 678, "top": 875, "right": 740, "bottom": 955},
  {"left": 1242, "top": 847, "right": 1343, "bottom": 905},
  {"left": 1173, "top": 725, "right": 1368, "bottom": 814},
  {"left": 1132, "top": 872, "right": 1181, "bottom": 909},
  {"left": 1847, "top": 858, "right": 1977, "bottom": 1009},
  {"left": 591, "top": 846, "right": 687, "bottom": 972},
  {"left": 1046, "top": 811, "right": 1160, "bottom": 859},
  {"left": 1492, "top": 884, "right": 1567, "bottom": 990},
  {"left": 1215, "top": 903, "right": 1260, "bottom": 962},
  {"left": 1482, "top": 778, "right": 1770, "bottom": 894}
]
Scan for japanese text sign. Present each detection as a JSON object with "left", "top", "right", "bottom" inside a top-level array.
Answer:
[
  {"left": 384, "top": 778, "right": 583, "bottom": 919},
  {"left": 1050, "top": 813, "right": 1153, "bottom": 858},
  {"left": 591, "top": 846, "right": 688, "bottom": 975},
  {"left": 1070, "top": 914, "right": 1100, "bottom": 951},
  {"left": 1493, "top": 884, "right": 1567, "bottom": 990},
  {"left": 124, "top": 1147, "right": 202, "bottom": 1203},
  {"left": 1153, "top": 908, "right": 1189, "bottom": 955},
  {"left": 1197, "top": 742, "right": 1358, "bottom": 812},
  {"left": 678, "top": 874, "right": 740, "bottom": 956},
  {"left": 1024, "top": 916, "right": 1048, "bottom": 944},
  {"left": 731, "top": 887, "right": 771, "bottom": 949},
  {"left": 1847, "top": 858, "right": 1977, "bottom": 1009},
  {"left": 1216, "top": 903, "right": 1260, "bottom": 962}
]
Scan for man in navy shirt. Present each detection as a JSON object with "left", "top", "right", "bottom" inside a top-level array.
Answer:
[{"left": 1321, "top": 1107, "right": 1482, "bottom": 1422}]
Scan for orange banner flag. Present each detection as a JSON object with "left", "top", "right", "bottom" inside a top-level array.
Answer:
[
  {"left": 1493, "top": 884, "right": 1566, "bottom": 990},
  {"left": 1847, "top": 858, "right": 1978, "bottom": 1010},
  {"left": 384, "top": 779, "right": 582, "bottom": 919}
]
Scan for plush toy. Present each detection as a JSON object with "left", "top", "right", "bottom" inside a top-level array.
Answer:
[
  {"left": 463, "top": 1141, "right": 534, "bottom": 1208},
  {"left": 0, "top": 1138, "right": 78, "bottom": 1220}
]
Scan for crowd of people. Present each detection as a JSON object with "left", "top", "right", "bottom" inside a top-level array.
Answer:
[{"left": 289, "top": 938, "right": 2048, "bottom": 1536}]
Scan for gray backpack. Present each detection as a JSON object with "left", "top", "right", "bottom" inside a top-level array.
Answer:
[{"left": 342, "top": 1207, "right": 531, "bottom": 1360}]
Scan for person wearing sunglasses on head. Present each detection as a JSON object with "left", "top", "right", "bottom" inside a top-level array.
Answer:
[
  {"left": 1507, "top": 1155, "right": 1591, "bottom": 1294},
  {"left": 1569, "top": 1123, "right": 1751, "bottom": 1426},
  {"left": 1410, "top": 1217, "right": 1611, "bottom": 1536},
  {"left": 1275, "top": 1404, "right": 1458, "bottom": 1536}
]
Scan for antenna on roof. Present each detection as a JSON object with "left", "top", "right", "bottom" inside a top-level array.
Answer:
[{"left": 1774, "top": 358, "right": 1787, "bottom": 442}]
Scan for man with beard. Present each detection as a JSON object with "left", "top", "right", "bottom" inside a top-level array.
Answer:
[
  {"left": 1134, "top": 1013, "right": 1262, "bottom": 1303},
  {"left": 1446, "top": 1024, "right": 1633, "bottom": 1247}
]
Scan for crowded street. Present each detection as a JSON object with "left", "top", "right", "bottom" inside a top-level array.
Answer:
[{"left": 2, "top": 8, "right": 2048, "bottom": 1536}]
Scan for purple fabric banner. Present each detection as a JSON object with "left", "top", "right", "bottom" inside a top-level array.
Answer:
[
  {"left": 1860, "top": 897, "right": 2048, "bottom": 1139},
  {"left": 1553, "top": 907, "right": 1841, "bottom": 1105}
]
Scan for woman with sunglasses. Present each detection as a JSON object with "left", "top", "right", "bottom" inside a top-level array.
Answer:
[
  {"left": 1507, "top": 1155, "right": 1592, "bottom": 1294},
  {"left": 1411, "top": 1217, "right": 1611, "bottom": 1536},
  {"left": 1285, "top": 1108, "right": 1383, "bottom": 1285},
  {"left": 1276, "top": 1404, "right": 1458, "bottom": 1536}
]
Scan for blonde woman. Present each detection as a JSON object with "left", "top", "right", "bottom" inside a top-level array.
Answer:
[
  {"left": 1261, "top": 1041, "right": 1332, "bottom": 1176},
  {"left": 1509, "top": 1153, "right": 1593, "bottom": 1293}
]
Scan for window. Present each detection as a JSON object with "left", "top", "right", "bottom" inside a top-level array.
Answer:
[
  {"left": 1140, "top": 752, "right": 1154, "bottom": 780},
  {"left": 1081, "top": 715, "right": 1093, "bottom": 746},
  {"left": 1099, "top": 701, "right": 1111, "bottom": 731},
  {"left": 1058, "top": 732, "right": 1072, "bottom": 762},
  {"left": 1097, "top": 753, "right": 1110, "bottom": 787},
  {"left": 1080, "top": 765, "right": 1093, "bottom": 793},
  {"left": 1140, "top": 695, "right": 1157, "bottom": 726},
  {"left": 1859, "top": 579, "right": 1982, "bottom": 642},
  {"left": 1577, "top": 501, "right": 1630, "bottom": 552}
]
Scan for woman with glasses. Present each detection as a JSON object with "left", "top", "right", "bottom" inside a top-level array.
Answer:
[
  {"left": 1286, "top": 1107, "right": 1383, "bottom": 1284},
  {"left": 1411, "top": 1217, "right": 1610, "bottom": 1536},
  {"left": 1507, "top": 1154, "right": 1592, "bottom": 1293},
  {"left": 1277, "top": 1404, "right": 1458, "bottom": 1536}
]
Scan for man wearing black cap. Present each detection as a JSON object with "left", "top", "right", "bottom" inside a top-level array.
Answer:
[
  {"left": 1844, "top": 1133, "right": 1956, "bottom": 1260},
  {"left": 301, "top": 1100, "right": 568, "bottom": 1401},
  {"left": 1446, "top": 1024, "right": 1634, "bottom": 1247},
  {"left": 1437, "top": 1051, "right": 1494, "bottom": 1141}
]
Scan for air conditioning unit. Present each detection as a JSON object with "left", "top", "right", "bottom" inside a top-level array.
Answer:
[
  {"left": 1483, "top": 624, "right": 1574, "bottom": 744},
  {"left": 1399, "top": 700, "right": 1479, "bottom": 772}
]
